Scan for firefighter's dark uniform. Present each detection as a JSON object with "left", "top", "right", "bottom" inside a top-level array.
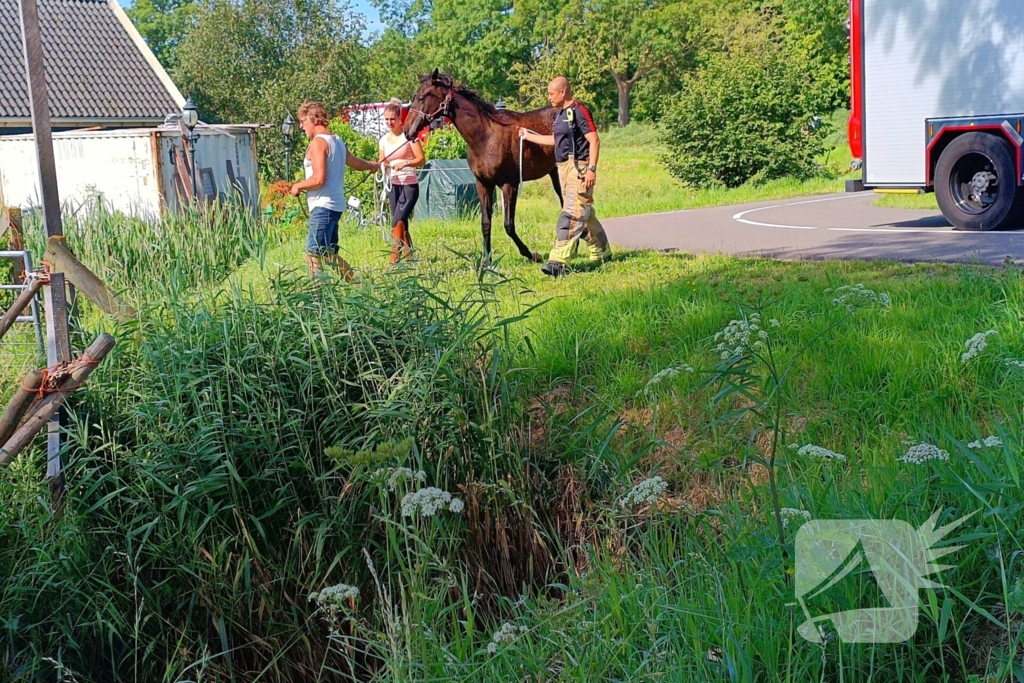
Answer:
[{"left": 547, "top": 101, "right": 612, "bottom": 266}]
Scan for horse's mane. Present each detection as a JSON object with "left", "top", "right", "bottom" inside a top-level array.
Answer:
[{"left": 424, "top": 73, "right": 546, "bottom": 124}]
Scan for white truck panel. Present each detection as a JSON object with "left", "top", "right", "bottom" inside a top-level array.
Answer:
[{"left": 863, "top": 0, "right": 1024, "bottom": 186}]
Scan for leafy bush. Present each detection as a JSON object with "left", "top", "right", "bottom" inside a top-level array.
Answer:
[
  {"left": 423, "top": 126, "right": 468, "bottom": 160},
  {"left": 660, "top": 16, "right": 829, "bottom": 188}
]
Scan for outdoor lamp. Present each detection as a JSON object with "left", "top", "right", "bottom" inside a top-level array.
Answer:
[
  {"left": 181, "top": 97, "right": 201, "bottom": 200},
  {"left": 282, "top": 113, "right": 295, "bottom": 180},
  {"left": 495, "top": 96, "right": 506, "bottom": 110},
  {"left": 182, "top": 97, "right": 199, "bottom": 130}
]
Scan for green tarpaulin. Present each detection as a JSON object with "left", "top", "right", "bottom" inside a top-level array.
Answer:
[{"left": 416, "top": 159, "right": 480, "bottom": 220}]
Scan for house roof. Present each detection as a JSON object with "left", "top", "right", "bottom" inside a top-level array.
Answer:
[{"left": 0, "top": 0, "right": 185, "bottom": 126}]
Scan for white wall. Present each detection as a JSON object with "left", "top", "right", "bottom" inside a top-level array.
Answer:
[{"left": 0, "top": 127, "right": 261, "bottom": 218}]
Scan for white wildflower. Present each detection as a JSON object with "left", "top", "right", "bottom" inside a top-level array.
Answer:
[
  {"left": 899, "top": 443, "right": 950, "bottom": 465},
  {"left": 713, "top": 313, "right": 764, "bottom": 358},
  {"left": 620, "top": 476, "right": 669, "bottom": 507},
  {"left": 787, "top": 443, "right": 799, "bottom": 450},
  {"left": 401, "top": 487, "right": 462, "bottom": 517},
  {"left": 967, "top": 435, "right": 1003, "bottom": 450},
  {"left": 962, "top": 330, "right": 997, "bottom": 363},
  {"left": 769, "top": 319, "right": 781, "bottom": 328},
  {"left": 643, "top": 365, "right": 694, "bottom": 393},
  {"left": 780, "top": 508, "right": 812, "bottom": 526},
  {"left": 797, "top": 444, "right": 847, "bottom": 462},
  {"left": 1004, "top": 359, "right": 1024, "bottom": 369},
  {"left": 448, "top": 498, "right": 464, "bottom": 513},
  {"left": 310, "top": 583, "right": 359, "bottom": 611},
  {"left": 486, "top": 622, "right": 527, "bottom": 654},
  {"left": 830, "top": 283, "right": 891, "bottom": 311}
]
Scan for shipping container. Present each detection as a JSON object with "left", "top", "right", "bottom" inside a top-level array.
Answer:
[{"left": 0, "top": 125, "right": 261, "bottom": 219}]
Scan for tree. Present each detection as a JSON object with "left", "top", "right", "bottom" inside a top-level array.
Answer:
[
  {"left": 365, "top": 28, "right": 422, "bottom": 101},
  {"left": 411, "top": 0, "right": 560, "bottom": 102},
  {"left": 126, "top": 0, "right": 197, "bottom": 70},
  {"left": 174, "top": 0, "right": 371, "bottom": 176},
  {"left": 557, "top": 0, "right": 696, "bottom": 127}
]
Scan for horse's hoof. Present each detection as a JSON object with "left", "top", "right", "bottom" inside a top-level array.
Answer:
[{"left": 531, "top": 251, "right": 543, "bottom": 263}]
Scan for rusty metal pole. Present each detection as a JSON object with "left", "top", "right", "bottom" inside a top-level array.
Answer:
[{"left": 18, "top": 0, "right": 70, "bottom": 497}]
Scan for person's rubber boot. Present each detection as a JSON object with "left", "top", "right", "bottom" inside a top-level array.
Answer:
[
  {"left": 325, "top": 254, "right": 356, "bottom": 282},
  {"left": 588, "top": 242, "right": 613, "bottom": 263},
  {"left": 541, "top": 260, "right": 567, "bottom": 278},
  {"left": 305, "top": 253, "right": 322, "bottom": 278},
  {"left": 400, "top": 223, "right": 415, "bottom": 261},
  {"left": 390, "top": 222, "right": 405, "bottom": 264}
]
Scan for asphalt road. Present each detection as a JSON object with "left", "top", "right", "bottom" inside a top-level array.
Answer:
[{"left": 603, "top": 192, "right": 1024, "bottom": 266}]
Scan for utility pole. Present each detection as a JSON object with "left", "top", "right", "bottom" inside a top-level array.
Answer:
[{"left": 18, "top": 0, "right": 71, "bottom": 498}]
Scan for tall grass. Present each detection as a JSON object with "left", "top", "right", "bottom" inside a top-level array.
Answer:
[
  {"left": 21, "top": 203, "right": 280, "bottom": 306},
  {"left": 0, "top": 261, "right": 548, "bottom": 681}
]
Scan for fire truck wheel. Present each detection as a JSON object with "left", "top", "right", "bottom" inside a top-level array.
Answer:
[{"left": 935, "top": 132, "right": 1019, "bottom": 231}]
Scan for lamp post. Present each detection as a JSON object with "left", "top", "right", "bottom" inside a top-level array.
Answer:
[
  {"left": 282, "top": 113, "right": 294, "bottom": 180},
  {"left": 181, "top": 96, "right": 200, "bottom": 201}
]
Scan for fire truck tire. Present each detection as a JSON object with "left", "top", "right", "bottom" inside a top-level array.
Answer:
[{"left": 935, "top": 132, "right": 1018, "bottom": 231}]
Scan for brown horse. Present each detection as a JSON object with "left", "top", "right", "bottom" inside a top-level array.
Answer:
[{"left": 404, "top": 70, "right": 561, "bottom": 263}]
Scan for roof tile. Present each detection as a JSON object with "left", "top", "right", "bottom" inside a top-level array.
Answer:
[{"left": 0, "top": 0, "right": 180, "bottom": 121}]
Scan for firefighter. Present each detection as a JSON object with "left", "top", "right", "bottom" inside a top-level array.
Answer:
[{"left": 519, "top": 77, "right": 611, "bottom": 277}]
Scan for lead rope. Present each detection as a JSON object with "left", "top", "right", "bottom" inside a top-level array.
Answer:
[{"left": 502, "top": 128, "right": 537, "bottom": 218}]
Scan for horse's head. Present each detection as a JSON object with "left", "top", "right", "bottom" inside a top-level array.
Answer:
[{"left": 405, "top": 69, "right": 455, "bottom": 138}]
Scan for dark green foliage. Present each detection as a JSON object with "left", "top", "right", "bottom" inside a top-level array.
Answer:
[
  {"left": 173, "top": 0, "right": 371, "bottom": 179},
  {"left": 661, "top": 15, "right": 829, "bottom": 188},
  {"left": 126, "top": 0, "right": 197, "bottom": 71},
  {"left": 423, "top": 127, "right": 468, "bottom": 160}
]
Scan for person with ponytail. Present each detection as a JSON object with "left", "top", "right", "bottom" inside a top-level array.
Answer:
[{"left": 379, "top": 98, "right": 425, "bottom": 263}]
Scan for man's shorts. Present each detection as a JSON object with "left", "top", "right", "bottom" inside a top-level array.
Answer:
[{"left": 306, "top": 207, "right": 343, "bottom": 255}]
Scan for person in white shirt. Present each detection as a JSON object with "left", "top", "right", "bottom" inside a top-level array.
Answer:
[
  {"left": 378, "top": 98, "right": 425, "bottom": 264},
  {"left": 290, "top": 100, "right": 376, "bottom": 278}
]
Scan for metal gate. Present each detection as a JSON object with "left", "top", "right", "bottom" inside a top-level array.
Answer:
[{"left": 0, "top": 250, "right": 44, "bottom": 355}]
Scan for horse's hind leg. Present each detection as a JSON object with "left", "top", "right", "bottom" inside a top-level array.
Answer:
[
  {"left": 549, "top": 167, "right": 563, "bottom": 208},
  {"left": 502, "top": 184, "right": 543, "bottom": 263}
]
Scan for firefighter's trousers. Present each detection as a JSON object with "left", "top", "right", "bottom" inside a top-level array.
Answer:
[{"left": 549, "top": 158, "right": 612, "bottom": 264}]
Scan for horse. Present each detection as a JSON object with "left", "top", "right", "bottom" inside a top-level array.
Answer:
[{"left": 404, "top": 70, "right": 561, "bottom": 264}]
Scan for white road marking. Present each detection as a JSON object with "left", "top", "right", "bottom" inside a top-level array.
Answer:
[
  {"left": 729, "top": 193, "right": 1018, "bottom": 236},
  {"left": 732, "top": 194, "right": 870, "bottom": 230},
  {"left": 827, "top": 227, "right": 954, "bottom": 234}
]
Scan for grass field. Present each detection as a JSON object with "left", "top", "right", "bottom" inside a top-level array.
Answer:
[{"left": 4, "top": 123, "right": 1023, "bottom": 682}]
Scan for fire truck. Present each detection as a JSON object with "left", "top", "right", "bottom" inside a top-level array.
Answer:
[{"left": 848, "top": 0, "right": 1024, "bottom": 230}]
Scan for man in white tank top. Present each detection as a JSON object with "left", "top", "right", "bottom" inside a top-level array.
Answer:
[{"left": 290, "top": 101, "right": 377, "bottom": 278}]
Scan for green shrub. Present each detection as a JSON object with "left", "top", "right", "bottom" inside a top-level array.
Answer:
[
  {"left": 423, "top": 126, "right": 468, "bottom": 160},
  {"left": 660, "top": 18, "right": 829, "bottom": 188}
]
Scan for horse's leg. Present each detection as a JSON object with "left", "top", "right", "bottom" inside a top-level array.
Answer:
[
  {"left": 477, "top": 180, "right": 495, "bottom": 265},
  {"left": 549, "top": 167, "right": 563, "bottom": 208},
  {"left": 501, "top": 183, "right": 542, "bottom": 262}
]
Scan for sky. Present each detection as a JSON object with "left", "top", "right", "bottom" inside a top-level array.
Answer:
[{"left": 117, "top": 0, "right": 387, "bottom": 38}]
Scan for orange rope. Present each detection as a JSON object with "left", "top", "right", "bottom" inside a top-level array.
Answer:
[{"left": 28, "top": 352, "right": 101, "bottom": 398}]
